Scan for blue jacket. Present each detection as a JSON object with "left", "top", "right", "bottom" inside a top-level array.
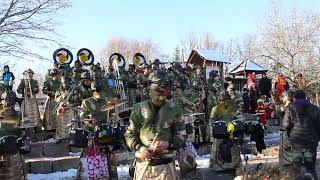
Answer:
[{"left": 2, "top": 72, "right": 15, "bottom": 86}]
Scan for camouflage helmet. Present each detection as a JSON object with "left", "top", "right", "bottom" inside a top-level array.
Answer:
[
  {"left": 24, "top": 68, "right": 34, "bottom": 74},
  {"left": 49, "top": 68, "right": 59, "bottom": 76},
  {"left": 219, "top": 91, "right": 231, "bottom": 101}
]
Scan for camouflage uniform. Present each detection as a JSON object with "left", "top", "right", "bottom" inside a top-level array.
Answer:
[
  {"left": 136, "top": 73, "right": 149, "bottom": 102},
  {"left": 79, "top": 87, "right": 118, "bottom": 179},
  {"left": 77, "top": 72, "right": 93, "bottom": 101},
  {"left": 209, "top": 96, "right": 241, "bottom": 172},
  {"left": 42, "top": 70, "right": 60, "bottom": 130},
  {"left": 0, "top": 90, "right": 20, "bottom": 137},
  {"left": 126, "top": 69, "right": 137, "bottom": 106},
  {"left": 55, "top": 82, "right": 81, "bottom": 140},
  {"left": 0, "top": 91, "right": 25, "bottom": 180},
  {"left": 17, "top": 69, "right": 41, "bottom": 127},
  {"left": 125, "top": 97, "right": 185, "bottom": 179}
]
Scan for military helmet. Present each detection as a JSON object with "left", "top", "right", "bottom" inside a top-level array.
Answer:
[
  {"left": 49, "top": 68, "right": 59, "bottom": 76},
  {"left": 24, "top": 68, "right": 34, "bottom": 74}
]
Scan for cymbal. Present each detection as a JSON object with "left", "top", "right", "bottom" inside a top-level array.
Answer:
[{"left": 0, "top": 119, "right": 18, "bottom": 124}]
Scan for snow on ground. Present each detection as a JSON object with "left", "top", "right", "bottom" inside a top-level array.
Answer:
[{"left": 28, "top": 169, "right": 77, "bottom": 180}]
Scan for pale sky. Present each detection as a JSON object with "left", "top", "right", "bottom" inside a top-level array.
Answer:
[{"left": 8, "top": 0, "right": 320, "bottom": 76}]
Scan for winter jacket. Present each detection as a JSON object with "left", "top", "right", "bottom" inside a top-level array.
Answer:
[
  {"left": 280, "top": 99, "right": 320, "bottom": 165},
  {"left": 2, "top": 72, "right": 15, "bottom": 86}
]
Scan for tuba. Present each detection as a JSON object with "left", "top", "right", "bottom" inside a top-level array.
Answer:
[
  {"left": 77, "top": 48, "right": 94, "bottom": 66},
  {"left": 133, "top": 53, "right": 145, "bottom": 67},
  {"left": 109, "top": 53, "right": 126, "bottom": 100},
  {"left": 53, "top": 48, "right": 73, "bottom": 65}
]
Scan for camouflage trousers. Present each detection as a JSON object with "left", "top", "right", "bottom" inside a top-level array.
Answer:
[
  {"left": 209, "top": 138, "right": 241, "bottom": 171},
  {"left": 56, "top": 108, "right": 77, "bottom": 140},
  {"left": 42, "top": 97, "right": 57, "bottom": 131},
  {"left": 0, "top": 154, "right": 26, "bottom": 180},
  {"left": 128, "top": 88, "right": 136, "bottom": 106},
  {"left": 77, "top": 145, "right": 118, "bottom": 180},
  {"left": 21, "top": 98, "right": 41, "bottom": 126},
  {"left": 134, "top": 161, "right": 179, "bottom": 180}
]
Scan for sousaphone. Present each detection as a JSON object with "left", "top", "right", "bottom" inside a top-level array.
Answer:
[
  {"left": 77, "top": 48, "right": 94, "bottom": 65},
  {"left": 53, "top": 48, "right": 73, "bottom": 65},
  {"left": 133, "top": 53, "right": 145, "bottom": 67},
  {"left": 109, "top": 53, "right": 126, "bottom": 69}
]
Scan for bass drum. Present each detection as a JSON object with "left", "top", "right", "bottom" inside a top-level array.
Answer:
[
  {"left": 94, "top": 124, "right": 114, "bottom": 144},
  {"left": 113, "top": 125, "right": 126, "bottom": 139},
  {"left": 68, "top": 128, "right": 89, "bottom": 148},
  {"left": 0, "top": 136, "right": 20, "bottom": 155},
  {"left": 211, "top": 121, "right": 228, "bottom": 139}
]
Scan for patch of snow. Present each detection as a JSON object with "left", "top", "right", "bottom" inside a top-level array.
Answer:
[
  {"left": 117, "top": 164, "right": 130, "bottom": 179},
  {"left": 68, "top": 152, "right": 81, "bottom": 156},
  {"left": 28, "top": 169, "right": 77, "bottom": 180},
  {"left": 32, "top": 138, "right": 57, "bottom": 144},
  {"left": 196, "top": 154, "right": 210, "bottom": 168}
]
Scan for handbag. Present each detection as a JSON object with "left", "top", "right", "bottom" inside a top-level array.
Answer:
[{"left": 80, "top": 143, "right": 109, "bottom": 180}]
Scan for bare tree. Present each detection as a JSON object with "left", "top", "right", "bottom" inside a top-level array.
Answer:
[
  {"left": 0, "top": 0, "right": 71, "bottom": 61},
  {"left": 254, "top": 7, "right": 320, "bottom": 82},
  {"left": 98, "top": 37, "right": 160, "bottom": 66}
]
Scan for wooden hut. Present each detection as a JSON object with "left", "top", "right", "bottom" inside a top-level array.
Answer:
[{"left": 186, "top": 49, "right": 230, "bottom": 80}]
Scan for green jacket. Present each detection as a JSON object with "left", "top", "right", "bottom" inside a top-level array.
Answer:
[
  {"left": 43, "top": 79, "right": 60, "bottom": 98},
  {"left": 55, "top": 86, "right": 82, "bottom": 107},
  {"left": 210, "top": 100, "right": 240, "bottom": 122},
  {"left": 125, "top": 100, "right": 185, "bottom": 153},
  {"left": 80, "top": 96, "right": 109, "bottom": 130},
  {"left": 17, "top": 79, "right": 39, "bottom": 97}
]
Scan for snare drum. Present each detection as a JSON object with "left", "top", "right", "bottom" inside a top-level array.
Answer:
[
  {"left": 211, "top": 121, "right": 228, "bottom": 139},
  {"left": 94, "top": 124, "right": 114, "bottom": 144},
  {"left": 0, "top": 136, "right": 19, "bottom": 155},
  {"left": 185, "top": 123, "right": 193, "bottom": 135},
  {"left": 68, "top": 128, "right": 89, "bottom": 148}
]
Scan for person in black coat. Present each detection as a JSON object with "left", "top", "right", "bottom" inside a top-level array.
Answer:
[
  {"left": 258, "top": 73, "right": 272, "bottom": 99},
  {"left": 242, "top": 88, "right": 250, "bottom": 113},
  {"left": 280, "top": 90, "right": 320, "bottom": 180}
]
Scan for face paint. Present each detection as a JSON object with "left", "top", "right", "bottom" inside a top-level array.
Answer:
[{"left": 149, "top": 88, "right": 167, "bottom": 107}]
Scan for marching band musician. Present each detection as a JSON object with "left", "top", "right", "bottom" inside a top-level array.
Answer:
[
  {"left": 0, "top": 89, "right": 26, "bottom": 179},
  {"left": 77, "top": 72, "right": 93, "bottom": 100},
  {"left": 125, "top": 76, "right": 186, "bottom": 180},
  {"left": 42, "top": 69, "right": 60, "bottom": 131},
  {"left": 125, "top": 64, "right": 137, "bottom": 106},
  {"left": 209, "top": 91, "right": 241, "bottom": 172},
  {"left": 17, "top": 68, "right": 41, "bottom": 128},
  {"left": 55, "top": 76, "right": 81, "bottom": 142},
  {"left": 79, "top": 81, "right": 119, "bottom": 180}
]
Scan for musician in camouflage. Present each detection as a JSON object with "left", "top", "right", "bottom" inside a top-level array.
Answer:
[
  {"left": 125, "top": 76, "right": 186, "bottom": 180},
  {"left": 126, "top": 64, "right": 137, "bottom": 106},
  {"left": 17, "top": 68, "right": 41, "bottom": 127},
  {"left": 77, "top": 72, "right": 93, "bottom": 100},
  {"left": 55, "top": 76, "right": 81, "bottom": 141},
  {"left": 42, "top": 69, "right": 60, "bottom": 131},
  {"left": 0, "top": 89, "right": 26, "bottom": 180},
  {"left": 209, "top": 91, "right": 241, "bottom": 172},
  {"left": 79, "top": 81, "right": 119, "bottom": 179}
]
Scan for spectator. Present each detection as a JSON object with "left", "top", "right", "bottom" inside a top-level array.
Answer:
[
  {"left": 249, "top": 83, "right": 259, "bottom": 113},
  {"left": 280, "top": 90, "right": 320, "bottom": 179},
  {"left": 294, "top": 73, "right": 307, "bottom": 91},
  {"left": 2, "top": 65, "right": 15, "bottom": 90},
  {"left": 258, "top": 73, "right": 272, "bottom": 99},
  {"left": 275, "top": 73, "right": 289, "bottom": 94},
  {"left": 242, "top": 88, "right": 250, "bottom": 113}
]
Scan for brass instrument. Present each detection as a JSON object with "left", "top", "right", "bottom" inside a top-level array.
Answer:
[
  {"left": 77, "top": 48, "right": 94, "bottom": 66},
  {"left": 52, "top": 84, "right": 77, "bottom": 115},
  {"left": 109, "top": 53, "right": 127, "bottom": 100}
]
